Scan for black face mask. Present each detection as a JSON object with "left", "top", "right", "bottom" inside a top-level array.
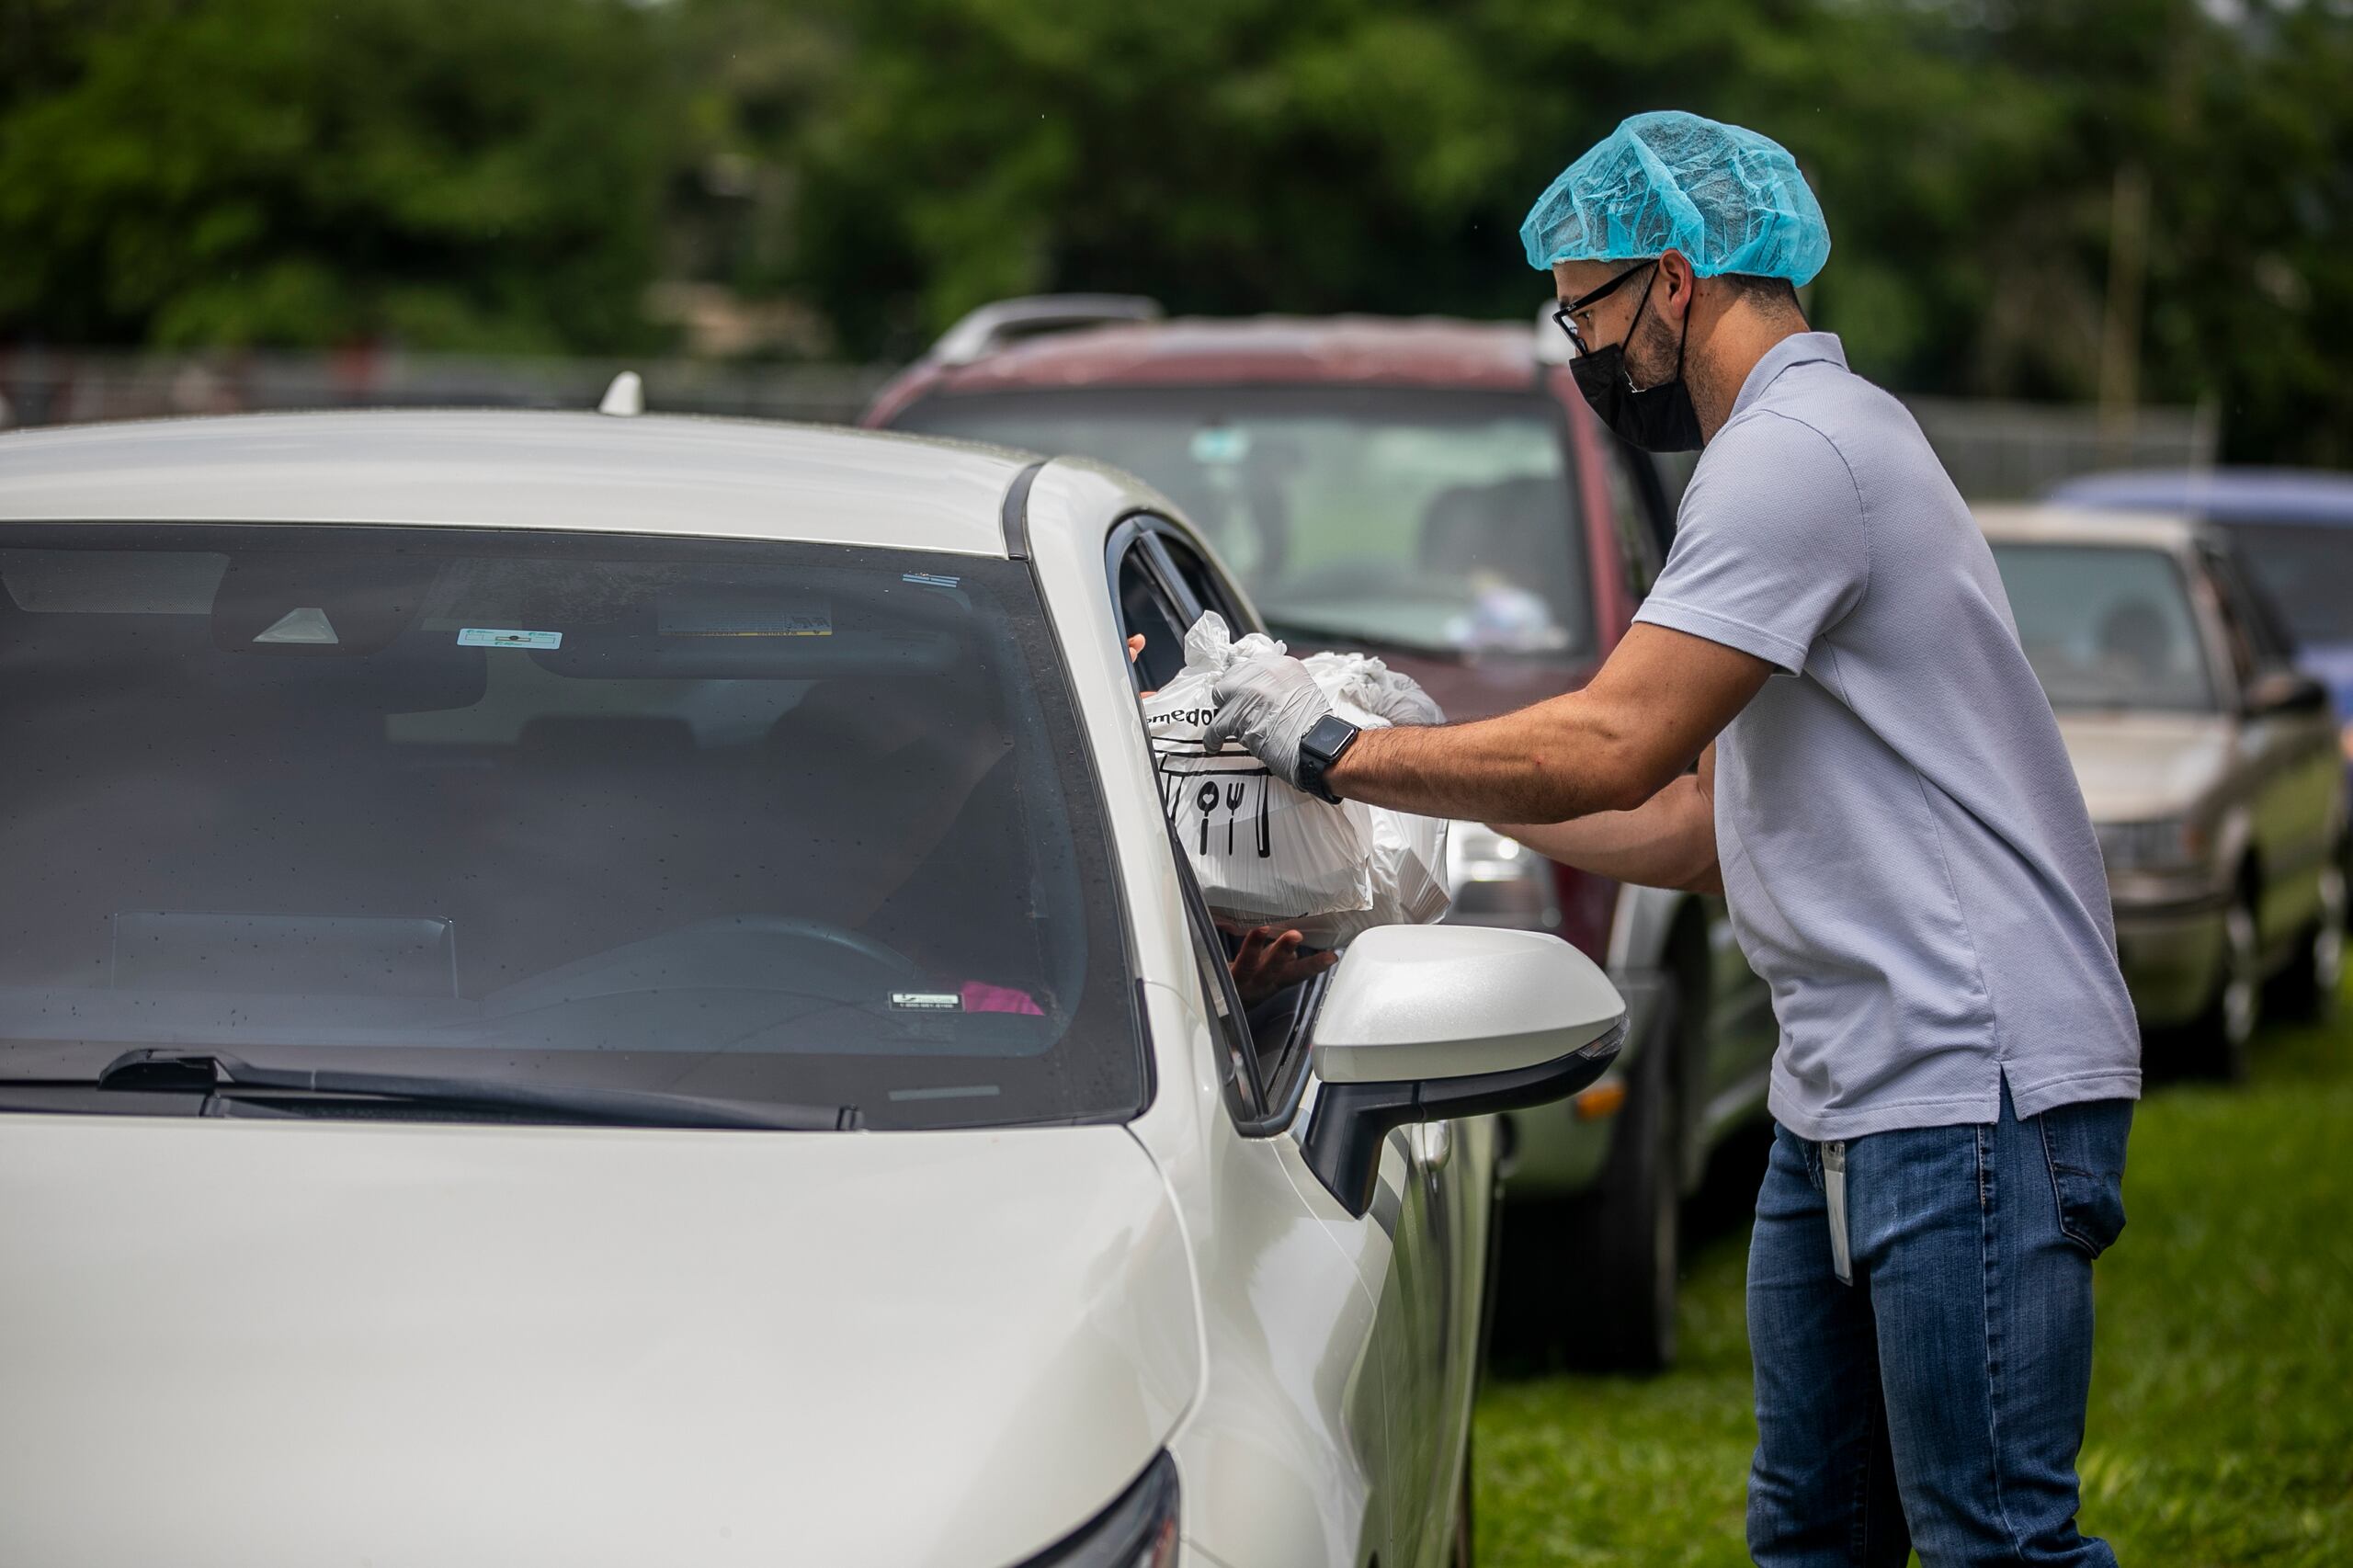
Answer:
[{"left": 1569, "top": 266, "right": 1701, "bottom": 453}]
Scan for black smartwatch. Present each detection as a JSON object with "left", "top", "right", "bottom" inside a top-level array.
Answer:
[{"left": 1296, "top": 714, "right": 1361, "bottom": 805}]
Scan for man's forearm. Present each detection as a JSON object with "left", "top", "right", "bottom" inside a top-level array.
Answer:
[
  {"left": 1494, "top": 769, "right": 1722, "bottom": 895},
  {"left": 1325, "top": 698, "right": 1654, "bottom": 824}
]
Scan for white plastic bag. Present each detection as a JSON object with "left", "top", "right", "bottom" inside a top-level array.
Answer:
[
  {"left": 1142, "top": 614, "right": 1371, "bottom": 923},
  {"left": 1292, "top": 651, "right": 1452, "bottom": 946}
]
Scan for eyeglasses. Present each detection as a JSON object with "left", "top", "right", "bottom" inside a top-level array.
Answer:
[{"left": 1550, "top": 261, "right": 1657, "bottom": 356}]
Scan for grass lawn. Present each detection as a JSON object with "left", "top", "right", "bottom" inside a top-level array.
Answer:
[{"left": 1474, "top": 975, "right": 2353, "bottom": 1567}]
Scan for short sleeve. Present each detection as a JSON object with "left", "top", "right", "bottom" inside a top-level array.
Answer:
[{"left": 1632, "top": 412, "right": 1868, "bottom": 675}]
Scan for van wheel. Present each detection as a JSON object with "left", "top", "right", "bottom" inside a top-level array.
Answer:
[
  {"left": 2267, "top": 859, "right": 2345, "bottom": 1022},
  {"left": 2190, "top": 887, "right": 2262, "bottom": 1081}
]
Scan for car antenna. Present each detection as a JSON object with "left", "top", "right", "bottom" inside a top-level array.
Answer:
[{"left": 598, "top": 370, "right": 644, "bottom": 416}]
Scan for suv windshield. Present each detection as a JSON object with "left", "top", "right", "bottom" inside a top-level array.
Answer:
[
  {"left": 1991, "top": 542, "right": 2216, "bottom": 713},
  {"left": 896, "top": 387, "right": 1590, "bottom": 659},
  {"left": 0, "top": 525, "right": 1138, "bottom": 1129}
]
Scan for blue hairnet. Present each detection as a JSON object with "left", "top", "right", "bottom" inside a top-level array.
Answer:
[{"left": 1520, "top": 110, "right": 1830, "bottom": 285}]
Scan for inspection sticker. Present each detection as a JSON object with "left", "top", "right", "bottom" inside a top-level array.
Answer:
[
  {"left": 890, "top": 991, "right": 965, "bottom": 1012},
  {"left": 902, "top": 572, "right": 961, "bottom": 589},
  {"left": 458, "top": 627, "right": 562, "bottom": 649}
]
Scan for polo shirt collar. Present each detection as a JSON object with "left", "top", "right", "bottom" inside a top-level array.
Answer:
[{"left": 1730, "top": 331, "right": 1847, "bottom": 421}]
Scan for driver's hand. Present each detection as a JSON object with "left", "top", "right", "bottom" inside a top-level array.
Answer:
[
  {"left": 1222, "top": 921, "right": 1339, "bottom": 1006},
  {"left": 1126, "top": 633, "right": 1156, "bottom": 699}
]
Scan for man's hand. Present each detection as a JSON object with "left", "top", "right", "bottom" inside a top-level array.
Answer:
[
  {"left": 1222, "top": 921, "right": 1339, "bottom": 1005},
  {"left": 1205, "top": 652, "right": 1335, "bottom": 790}
]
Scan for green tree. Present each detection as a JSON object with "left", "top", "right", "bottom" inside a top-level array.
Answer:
[
  {"left": 746, "top": 0, "right": 2352, "bottom": 463},
  {"left": 0, "top": 0, "right": 685, "bottom": 353}
]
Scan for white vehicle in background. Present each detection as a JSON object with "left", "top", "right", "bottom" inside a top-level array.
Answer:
[{"left": 0, "top": 412, "right": 1624, "bottom": 1568}]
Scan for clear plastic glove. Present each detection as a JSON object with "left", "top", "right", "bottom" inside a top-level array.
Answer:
[
  {"left": 1205, "top": 651, "right": 1336, "bottom": 790},
  {"left": 1355, "top": 667, "right": 1444, "bottom": 728}
]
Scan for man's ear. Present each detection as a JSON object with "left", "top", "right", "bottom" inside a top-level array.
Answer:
[{"left": 1655, "top": 249, "right": 1699, "bottom": 321}]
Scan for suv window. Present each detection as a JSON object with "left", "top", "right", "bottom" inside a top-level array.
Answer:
[{"left": 901, "top": 387, "right": 1590, "bottom": 661}]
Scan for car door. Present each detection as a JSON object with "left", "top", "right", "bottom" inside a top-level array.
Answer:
[{"left": 1108, "top": 517, "right": 1466, "bottom": 1564}]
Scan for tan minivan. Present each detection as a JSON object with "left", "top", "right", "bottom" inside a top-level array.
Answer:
[{"left": 1981, "top": 506, "right": 2347, "bottom": 1076}]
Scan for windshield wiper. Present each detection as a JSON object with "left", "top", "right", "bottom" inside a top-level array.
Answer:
[{"left": 77, "top": 1049, "right": 862, "bottom": 1131}]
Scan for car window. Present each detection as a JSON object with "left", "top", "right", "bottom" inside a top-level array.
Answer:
[
  {"left": 0, "top": 525, "right": 1141, "bottom": 1130},
  {"left": 2209, "top": 544, "right": 2297, "bottom": 668},
  {"left": 2195, "top": 552, "right": 2261, "bottom": 688},
  {"left": 1166, "top": 835, "right": 1324, "bottom": 1132},
  {"left": 1990, "top": 542, "right": 2217, "bottom": 712},
  {"left": 1601, "top": 443, "right": 1662, "bottom": 599},
  {"left": 1116, "top": 545, "right": 1192, "bottom": 692},
  {"left": 898, "top": 387, "right": 1591, "bottom": 661},
  {"left": 1153, "top": 529, "right": 1254, "bottom": 633},
  {"left": 1170, "top": 836, "right": 1265, "bottom": 1119},
  {"left": 1112, "top": 536, "right": 1320, "bottom": 1131}
]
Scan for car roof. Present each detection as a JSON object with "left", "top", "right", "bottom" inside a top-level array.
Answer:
[
  {"left": 1974, "top": 503, "right": 2204, "bottom": 551},
  {"left": 887, "top": 315, "right": 1547, "bottom": 404},
  {"left": 0, "top": 411, "right": 1040, "bottom": 556},
  {"left": 2046, "top": 467, "right": 2353, "bottom": 528}
]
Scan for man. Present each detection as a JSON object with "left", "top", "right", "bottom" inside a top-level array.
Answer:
[{"left": 1207, "top": 110, "right": 2139, "bottom": 1567}]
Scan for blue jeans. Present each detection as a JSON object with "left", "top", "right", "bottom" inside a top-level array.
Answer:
[{"left": 1746, "top": 1084, "right": 2132, "bottom": 1567}]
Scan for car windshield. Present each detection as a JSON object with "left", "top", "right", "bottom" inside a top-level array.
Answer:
[
  {"left": 1991, "top": 542, "right": 2216, "bottom": 713},
  {"left": 2215, "top": 520, "right": 2353, "bottom": 645},
  {"left": 895, "top": 387, "right": 1590, "bottom": 660},
  {"left": 0, "top": 525, "right": 1138, "bottom": 1130}
]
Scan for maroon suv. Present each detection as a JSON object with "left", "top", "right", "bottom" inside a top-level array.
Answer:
[{"left": 866, "top": 297, "right": 1771, "bottom": 1369}]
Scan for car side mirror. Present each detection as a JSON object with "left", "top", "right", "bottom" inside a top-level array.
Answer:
[
  {"left": 2245, "top": 668, "right": 2330, "bottom": 718},
  {"left": 1300, "top": 925, "right": 1626, "bottom": 1216}
]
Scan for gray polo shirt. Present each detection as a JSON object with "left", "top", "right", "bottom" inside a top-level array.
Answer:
[{"left": 1634, "top": 332, "right": 2140, "bottom": 1140}]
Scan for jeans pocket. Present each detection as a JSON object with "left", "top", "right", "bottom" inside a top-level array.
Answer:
[{"left": 2037, "top": 1097, "right": 2133, "bottom": 1258}]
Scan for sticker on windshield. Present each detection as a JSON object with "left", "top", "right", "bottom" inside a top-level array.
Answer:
[
  {"left": 1190, "top": 425, "right": 1250, "bottom": 465},
  {"left": 902, "top": 572, "right": 961, "bottom": 589},
  {"left": 458, "top": 627, "right": 562, "bottom": 649},
  {"left": 890, "top": 991, "right": 965, "bottom": 1012}
]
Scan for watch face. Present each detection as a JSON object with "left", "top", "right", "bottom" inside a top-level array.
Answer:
[{"left": 1304, "top": 715, "right": 1358, "bottom": 761}]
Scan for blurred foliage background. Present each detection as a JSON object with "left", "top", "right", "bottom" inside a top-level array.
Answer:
[{"left": 3, "top": 0, "right": 2349, "bottom": 462}]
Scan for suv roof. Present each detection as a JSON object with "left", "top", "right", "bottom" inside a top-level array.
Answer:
[{"left": 864, "top": 305, "right": 1555, "bottom": 426}]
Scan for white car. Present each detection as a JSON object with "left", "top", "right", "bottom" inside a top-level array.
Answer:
[{"left": 0, "top": 413, "right": 1624, "bottom": 1568}]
